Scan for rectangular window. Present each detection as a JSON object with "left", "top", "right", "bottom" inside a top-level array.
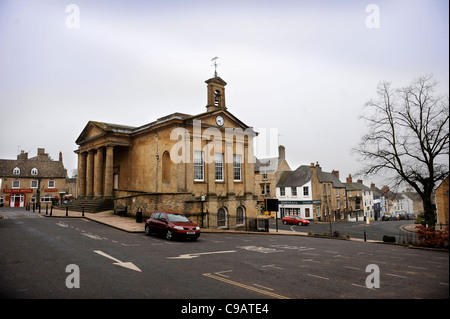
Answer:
[
  {"left": 233, "top": 154, "right": 241, "bottom": 181},
  {"left": 280, "top": 187, "right": 285, "bottom": 196},
  {"left": 194, "top": 151, "right": 204, "bottom": 181},
  {"left": 12, "top": 180, "right": 20, "bottom": 188},
  {"left": 31, "top": 180, "right": 38, "bottom": 188},
  {"left": 266, "top": 184, "right": 270, "bottom": 196},
  {"left": 260, "top": 184, "right": 265, "bottom": 195},
  {"left": 41, "top": 195, "right": 53, "bottom": 202},
  {"left": 48, "top": 180, "right": 55, "bottom": 188},
  {"left": 291, "top": 187, "right": 297, "bottom": 196},
  {"left": 303, "top": 186, "right": 309, "bottom": 196},
  {"left": 305, "top": 208, "right": 310, "bottom": 218},
  {"left": 215, "top": 153, "right": 224, "bottom": 181}
]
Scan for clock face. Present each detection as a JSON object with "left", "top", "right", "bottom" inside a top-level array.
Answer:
[{"left": 216, "top": 115, "right": 224, "bottom": 126}]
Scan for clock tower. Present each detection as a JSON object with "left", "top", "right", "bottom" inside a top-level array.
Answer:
[{"left": 205, "top": 76, "right": 227, "bottom": 112}]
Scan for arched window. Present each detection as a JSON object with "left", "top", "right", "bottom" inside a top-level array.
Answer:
[
  {"left": 13, "top": 167, "right": 20, "bottom": 175},
  {"left": 214, "top": 90, "right": 221, "bottom": 106},
  {"left": 162, "top": 151, "right": 171, "bottom": 182},
  {"left": 236, "top": 206, "right": 245, "bottom": 225},
  {"left": 217, "top": 207, "right": 227, "bottom": 228},
  {"left": 31, "top": 167, "right": 38, "bottom": 176}
]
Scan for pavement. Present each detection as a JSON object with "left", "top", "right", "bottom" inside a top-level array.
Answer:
[{"left": 42, "top": 208, "right": 420, "bottom": 243}]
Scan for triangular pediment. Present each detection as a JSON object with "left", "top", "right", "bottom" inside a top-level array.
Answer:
[
  {"left": 75, "top": 121, "right": 107, "bottom": 145},
  {"left": 187, "top": 110, "right": 255, "bottom": 134}
]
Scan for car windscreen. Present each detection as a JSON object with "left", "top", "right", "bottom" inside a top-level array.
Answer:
[{"left": 167, "top": 214, "right": 190, "bottom": 222}]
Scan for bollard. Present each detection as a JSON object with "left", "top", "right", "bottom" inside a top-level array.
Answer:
[
  {"left": 46, "top": 204, "right": 48, "bottom": 215},
  {"left": 66, "top": 205, "right": 68, "bottom": 217},
  {"left": 364, "top": 229, "right": 367, "bottom": 242},
  {"left": 50, "top": 205, "right": 53, "bottom": 216},
  {"left": 82, "top": 203, "right": 85, "bottom": 217},
  {"left": 33, "top": 203, "right": 35, "bottom": 212},
  {"left": 39, "top": 203, "right": 41, "bottom": 214}
]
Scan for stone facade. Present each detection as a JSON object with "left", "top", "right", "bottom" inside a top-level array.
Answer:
[
  {"left": 254, "top": 145, "right": 291, "bottom": 213},
  {"left": 75, "top": 76, "right": 259, "bottom": 230},
  {"left": 0, "top": 148, "right": 68, "bottom": 207},
  {"left": 435, "top": 177, "right": 449, "bottom": 227}
]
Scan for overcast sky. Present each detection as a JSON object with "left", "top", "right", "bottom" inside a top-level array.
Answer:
[{"left": 1, "top": 0, "right": 448, "bottom": 188}]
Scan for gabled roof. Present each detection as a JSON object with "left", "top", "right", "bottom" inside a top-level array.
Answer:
[
  {"left": 315, "top": 169, "right": 345, "bottom": 188},
  {"left": 277, "top": 165, "right": 312, "bottom": 188},
  {"left": 255, "top": 158, "right": 279, "bottom": 173},
  {"left": 0, "top": 158, "right": 66, "bottom": 178}
]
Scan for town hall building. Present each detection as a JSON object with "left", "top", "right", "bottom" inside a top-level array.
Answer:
[{"left": 74, "top": 74, "right": 259, "bottom": 230}]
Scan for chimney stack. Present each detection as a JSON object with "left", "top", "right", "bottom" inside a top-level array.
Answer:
[
  {"left": 332, "top": 170, "right": 339, "bottom": 179},
  {"left": 346, "top": 174, "right": 352, "bottom": 184},
  {"left": 59, "top": 151, "right": 63, "bottom": 162},
  {"left": 278, "top": 145, "right": 285, "bottom": 160}
]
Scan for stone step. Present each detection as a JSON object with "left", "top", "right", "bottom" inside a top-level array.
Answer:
[{"left": 59, "top": 198, "right": 114, "bottom": 213}]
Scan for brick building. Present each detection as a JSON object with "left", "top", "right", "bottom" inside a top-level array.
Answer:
[
  {"left": 74, "top": 75, "right": 259, "bottom": 230},
  {"left": 0, "top": 148, "right": 68, "bottom": 207}
]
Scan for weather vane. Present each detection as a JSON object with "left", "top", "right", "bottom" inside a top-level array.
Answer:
[{"left": 211, "top": 57, "right": 219, "bottom": 77}]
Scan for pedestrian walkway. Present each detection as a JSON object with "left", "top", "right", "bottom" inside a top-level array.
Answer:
[{"left": 44, "top": 208, "right": 145, "bottom": 232}]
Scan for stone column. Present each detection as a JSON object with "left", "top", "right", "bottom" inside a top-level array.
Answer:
[
  {"left": 104, "top": 146, "right": 114, "bottom": 198},
  {"left": 77, "top": 152, "right": 87, "bottom": 198},
  {"left": 94, "top": 148, "right": 104, "bottom": 198},
  {"left": 86, "top": 150, "right": 94, "bottom": 197}
]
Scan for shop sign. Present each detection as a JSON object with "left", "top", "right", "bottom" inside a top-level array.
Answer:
[{"left": 3, "top": 189, "right": 33, "bottom": 193}]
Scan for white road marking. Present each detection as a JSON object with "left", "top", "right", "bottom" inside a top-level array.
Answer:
[
  {"left": 167, "top": 250, "right": 236, "bottom": 259},
  {"left": 94, "top": 250, "right": 142, "bottom": 272}
]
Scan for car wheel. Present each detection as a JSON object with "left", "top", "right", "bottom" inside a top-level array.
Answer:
[
  {"left": 145, "top": 224, "right": 151, "bottom": 236},
  {"left": 165, "top": 229, "right": 173, "bottom": 240},
  {"left": 298, "top": 221, "right": 303, "bottom": 226},
  {"left": 282, "top": 221, "right": 287, "bottom": 225}
]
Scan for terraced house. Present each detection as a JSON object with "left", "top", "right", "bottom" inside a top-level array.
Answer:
[
  {"left": 276, "top": 162, "right": 347, "bottom": 222},
  {"left": 0, "top": 148, "right": 68, "bottom": 208},
  {"left": 74, "top": 75, "right": 258, "bottom": 230}
]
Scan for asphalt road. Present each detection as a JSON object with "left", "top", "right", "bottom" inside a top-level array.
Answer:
[
  {"left": 0, "top": 208, "right": 448, "bottom": 304},
  {"left": 269, "top": 219, "right": 415, "bottom": 241}
]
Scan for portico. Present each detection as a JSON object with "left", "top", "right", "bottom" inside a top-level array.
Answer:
[{"left": 75, "top": 121, "right": 133, "bottom": 199}]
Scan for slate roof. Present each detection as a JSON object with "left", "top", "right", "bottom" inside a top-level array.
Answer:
[
  {"left": 254, "top": 157, "right": 280, "bottom": 173},
  {"left": 277, "top": 165, "right": 312, "bottom": 188},
  {"left": 0, "top": 158, "right": 67, "bottom": 178}
]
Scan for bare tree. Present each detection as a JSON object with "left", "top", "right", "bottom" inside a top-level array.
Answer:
[{"left": 353, "top": 75, "right": 449, "bottom": 227}]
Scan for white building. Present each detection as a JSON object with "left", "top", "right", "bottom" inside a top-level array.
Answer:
[{"left": 275, "top": 166, "right": 320, "bottom": 221}]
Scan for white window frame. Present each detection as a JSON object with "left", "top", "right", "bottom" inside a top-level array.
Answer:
[
  {"left": 194, "top": 151, "right": 204, "bottom": 181},
  {"left": 31, "top": 180, "right": 38, "bottom": 188},
  {"left": 12, "top": 180, "right": 20, "bottom": 188},
  {"left": 13, "top": 167, "right": 20, "bottom": 175},
  {"left": 48, "top": 180, "right": 55, "bottom": 188},
  {"left": 31, "top": 167, "right": 38, "bottom": 176},
  {"left": 41, "top": 195, "right": 53, "bottom": 202},
  {"left": 233, "top": 154, "right": 242, "bottom": 182},
  {"left": 214, "top": 153, "right": 224, "bottom": 181}
]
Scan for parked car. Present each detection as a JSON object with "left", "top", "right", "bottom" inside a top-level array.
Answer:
[
  {"left": 145, "top": 212, "right": 200, "bottom": 241},
  {"left": 281, "top": 215, "right": 310, "bottom": 226}
]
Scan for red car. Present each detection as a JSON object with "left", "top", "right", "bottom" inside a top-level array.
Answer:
[
  {"left": 282, "top": 215, "right": 310, "bottom": 226},
  {"left": 145, "top": 212, "right": 200, "bottom": 241}
]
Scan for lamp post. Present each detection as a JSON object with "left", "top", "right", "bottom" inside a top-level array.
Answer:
[{"left": 201, "top": 194, "right": 206, "bottom": 228}]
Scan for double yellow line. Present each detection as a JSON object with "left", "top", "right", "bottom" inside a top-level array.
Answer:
[{"left": 203, "top": 273, "right": 290, "bottom": 299}]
